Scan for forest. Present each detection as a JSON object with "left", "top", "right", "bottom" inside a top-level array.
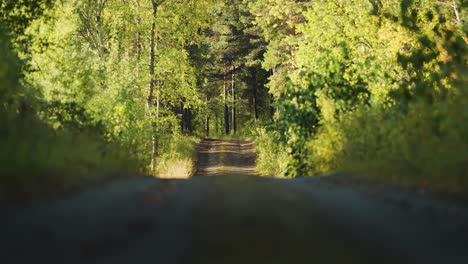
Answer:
[{"left": 0, "top": 0, "right": 467, "bottom": 198}]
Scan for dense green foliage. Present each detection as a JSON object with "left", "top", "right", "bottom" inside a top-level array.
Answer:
[
  {"left": 1, "top": 0, "right": 467, "bottom": 196},
  {"left": 0, "top": 0, "right": 215, "bottom": 198},
  {"left": 252, "top": 0, "right": 467, "bottom": 190},
  {"left": 255, "top": 128, "right": 288, "bottom": 177}
]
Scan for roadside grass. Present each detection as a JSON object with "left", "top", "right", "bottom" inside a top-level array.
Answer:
[
  {"left": 156, "top": 135, "right": 200, "bottom": 179},
  {"left": 0, "top": 116, "right": 201, "bottom": 200},
  {"left": 252, "top": 96, "right": 468, "bottom": 192},
  {"left": 207, "top": 119, "right": 257, "bottom": 141},
  {"left": 307, "top": 97, "right": 468, "bottom": 193},
  {"left": 255, "top": 128, "right": 288, "bottom": 177},
  {"left": 0, "top": 116, "right": 141, "bottom": 201}
]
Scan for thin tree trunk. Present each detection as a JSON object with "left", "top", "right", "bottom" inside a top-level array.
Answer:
[
  {"left": 223, "top": 69, "right": 230, "bottom": 135},
  {"left": 152, "top": 79, "right": 161, "bottom": 171},
  {"left": 136, "top": 0, "right": 142, "bottom": 62},
  {"left": 181, "top": 106, "right": 192, "bottom": 134},
  {"left": 253, "top": 71, "right": 259, "bottom": 122},
  {"left": 231, "top": 64, "right": 236, "bottom": 134},
  {"left": 148, "top": 19, "right": 156, "bottom": 171},
  {"left": 452, "top": 0, "right": 461, "bottom": 26},
  {"left": 205, "top": 94, "right": 209, "bottom": 137},
  {"left": 147, "top": 21, "right": 155, "bottom": 109},
  {"left": 270, "top": 93, "right": 275, "bottom": 121},
  {"left": 205, "top": 116, "right": 210, "bottom": 138},
  {"left": 270, "top": 68, "right": 276, "bottom": 121},
  {"left": 215, "top": 112, "right": 219, "bottom": 135},
  {"left": 148, "top": 0, "right": 160, "bottom": 172},
  {"left": 156, "top": 80, "right": 160, "bottom": 121},
  {"left": 136, "top": 30, "right": 142, "bottom": 61},
  {"left": 188, "top": 108, "right": 193, "bottom": 134},
  {"left": 180, "top": 103, "right": 185, "bottom": 132}
]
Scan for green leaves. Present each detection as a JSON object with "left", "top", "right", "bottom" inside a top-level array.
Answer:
[
  {"left": 0, "top": 0, "right": 54, "bottom": 37},
  {"left": 249, "top": 0, "right": 467, "bottom": 181},
  {"left": 3, "top": 0, "right": 465, "bottom": 184},
  {"left": 0, "top": 27, "right": 21, "bottom": 116}
]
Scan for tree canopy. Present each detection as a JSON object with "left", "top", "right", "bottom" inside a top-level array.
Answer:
[{"left": 1, "top": 0, "right": 467, "bottom": 193}]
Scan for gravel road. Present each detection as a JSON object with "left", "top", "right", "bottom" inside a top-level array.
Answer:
[{"left": 1, "top": 138, "right": 468, "bottom": 263}]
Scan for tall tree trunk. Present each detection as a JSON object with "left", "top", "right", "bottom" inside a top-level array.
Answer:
[
  {"left": 180, "top": 103, "right": 185, "bottom": 132},
  {"left": 148, "top": 0, "right": 161, "bottom": 172},
  {"left": 270, "top": 93, "right": 275, "bottom": 121},
  {"left": 253, "top": 71, "right": 259, "bottom": 122},
  {"left": 147, "top": 15, "right": 156, "bottom": 109},
  {"left": 223, "top": 69, "right": 230, "bottom": 134},
  {"left": 153, "top": 79, "right": 161, "bottom": 171},
  {"left": 156, "top": 79, "right": 160, "bottom": 121},
  {"left": 452, "top": 0, "right": 461, "bottom": 26},
  {"left": 148, "top": 15, "right": 156, "bottom": 171},
  {"left": 180, "top": 106, "right": 193, "bottom": 134},
  {"left": 231, "top": 64, "right": 237, "bottom": 134},
  {"left": 270, "top": 68, "right": 276, "bottom": 121},
  {"left": 136, "top": 0, "right": 142, "bottom": 62},
  {"left": 215, "top": 112, "right": 219, "bottom": 135},
  {"left": 205, "top": 94, "right": 209, "bottom": 137},
  {"left": 205, "top": 116, "right": 210, "bottom": 138},
  {"left": 187, "top": 108, "right": 193, "bottom": 134}
]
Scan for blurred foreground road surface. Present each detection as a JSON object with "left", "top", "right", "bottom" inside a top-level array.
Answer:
[{"left": 1, "top": 139, "right": 468, "bottom": 264}]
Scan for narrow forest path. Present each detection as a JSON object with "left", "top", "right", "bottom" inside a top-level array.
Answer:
[
  {"left": 1, "top": 139, "right": 468, "bottom": 263},
  {"left": 195, "top": 138, "right": 257, "bottom": 176}
]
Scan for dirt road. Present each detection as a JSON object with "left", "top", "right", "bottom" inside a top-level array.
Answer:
[
  {"left": 195, "top": 138, "right": 257, "bottom": 176},
  {"left": 1, "top": 139, "right": 468, "bottom": 263}
]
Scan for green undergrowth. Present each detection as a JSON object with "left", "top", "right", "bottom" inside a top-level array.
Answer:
[
  {"left": 255, "top": 128, "right": 288, "bottom": 177},
  {"left": 307, "top": 97, "right": 468, "bottom": 193},
  {"left": 155, "top": 135, "right": 200, "bottom": 179},
  {"left": 216, "top": 133, "right": 255, "bottom": 141},
  {"left": 253, "top": 0, "right": 468, "bottom": 193},
  {"left": 0, "top": 116, "right": 141, "bottom": 201},
  {"left": 210, "top": 128, "right": 256, "bottom": 142}
]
